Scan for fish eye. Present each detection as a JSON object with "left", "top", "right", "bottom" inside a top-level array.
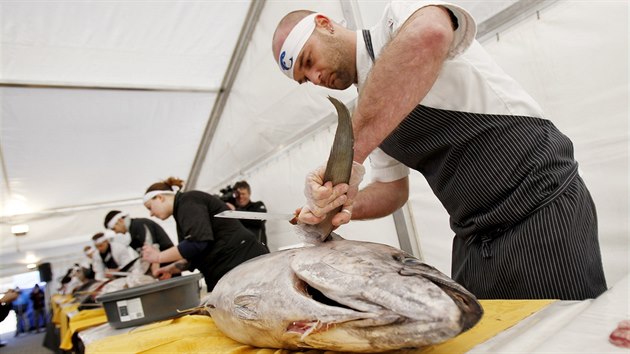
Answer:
[{"left": 392, "top": 254, "right": 404, "bottom": 262}]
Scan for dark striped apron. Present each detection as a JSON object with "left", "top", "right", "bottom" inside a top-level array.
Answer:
[{"left": 362, "top": 30, "right": 607, "bottom": 300}]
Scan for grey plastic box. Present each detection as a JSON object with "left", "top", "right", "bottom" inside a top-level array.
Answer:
[{"left": 96, "top": 273, "right": 202, "bottom": 329}]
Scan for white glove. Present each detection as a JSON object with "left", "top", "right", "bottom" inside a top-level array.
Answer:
[
  {"left": 299, "top": 161, "right": 365, "bottom": 227},
  {"left": 332, "top": 161, "right": 365, "bottom": 226}
]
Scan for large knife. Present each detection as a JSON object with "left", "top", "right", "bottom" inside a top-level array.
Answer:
[{"left": 215, "top": 210, "right": 298, "bottom": 224}]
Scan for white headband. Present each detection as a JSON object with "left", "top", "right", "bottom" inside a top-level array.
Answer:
[
  {"left": 278, "top": 13, "right": 320, "bottom": 80},
  {"left": 106, "top": 212, "right": 129, "bottom": 230},
  {"left": 93, "top": 235, "right": 108, "bottom": 245},
  {"left": 142, "top": 185, "right": 180, "bottom": 203}
]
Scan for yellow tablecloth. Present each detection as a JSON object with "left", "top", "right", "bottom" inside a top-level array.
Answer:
[
  {"left": 60, "top": 308, "right": 108, "bottom": 350},
  {"left": 86, "top": 299, "right": 554, "bottom": 353},
  {"left": 57, "top": 303, "right": 80, "bottom": 347},
  {"left": 50, "top": 294, "right": 109, "bottom": 350},
  {"left": 51, "top": 294, "right": 74, "bottom": 325}
]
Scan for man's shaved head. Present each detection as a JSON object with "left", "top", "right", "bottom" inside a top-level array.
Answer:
[{"left": 272, "top": 10, "right": 315, "bottom": 61}]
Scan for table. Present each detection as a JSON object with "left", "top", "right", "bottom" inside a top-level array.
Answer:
[
  {"left": 82, "top": 273, "right": 629, "bottom": 353},
  {"left": 83, "top": 300, "right": 550, "bottom": 353},
  {"left": 50, "top": 293, "right": 109, "bottom": 351}
]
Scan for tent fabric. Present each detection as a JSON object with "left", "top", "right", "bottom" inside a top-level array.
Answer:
[
  {"left": 1, "top": 1, "right": 248, "bottom": 88},
  {"left": 1, "top": 0, "right": 627, "bottom": 295}
]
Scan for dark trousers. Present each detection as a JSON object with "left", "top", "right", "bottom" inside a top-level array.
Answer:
[
  {"left": 31, "top": 308, "right": 46, "bottom": 329},
  {"left": 13, "top": 304, "right": 29, "bottom": 333}
]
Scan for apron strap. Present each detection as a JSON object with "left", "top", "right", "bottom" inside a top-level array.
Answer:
[{"left": 362, "top": 29, "right": 375, "bottom": 62}]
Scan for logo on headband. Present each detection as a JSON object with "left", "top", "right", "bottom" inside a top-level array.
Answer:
[{"left": 280, "top": 51, "right": 293, "bottom": 71}]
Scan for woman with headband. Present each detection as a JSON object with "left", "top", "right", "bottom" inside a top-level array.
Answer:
[
  {"left": 140, "top": 176, "right": 269, "bottom": 291},
  {"left": 104, "top": 210, "right": 175, "bottom": 274}
]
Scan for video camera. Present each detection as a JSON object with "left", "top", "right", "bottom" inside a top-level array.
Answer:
[{"left": 218, "top": 185, "right": 239, "bottom": 205}]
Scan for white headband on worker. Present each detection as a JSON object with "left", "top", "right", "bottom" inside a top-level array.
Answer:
[
  {"left": 278, "top": 13, "right": 320, "bottom": 80},
  {"left": 93, "top": 235, "right": 108, "bottom": 245},
  {"left": 106, "top": 212, "right": 129, "bottom": 230},
  {"left": 142, "top": 185, "right": 180, "bottom": 203}
]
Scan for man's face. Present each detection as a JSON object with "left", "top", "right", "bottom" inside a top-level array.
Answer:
[
  {"left": 112, "top": 218, "right": 126, "bottom": 234},
  {"left": 235, "top": 188, "right": 250, "bottom": 207},
  {"left": 95, "top": 241, "right": 108, "bottom": 253},
  {"left": 291, "top": 31, "right": 355, "bottom": 89}
]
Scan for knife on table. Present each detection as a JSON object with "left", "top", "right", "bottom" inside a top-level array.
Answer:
[{"left": 215, "top": 210, "right": 298, "bottom": 225}]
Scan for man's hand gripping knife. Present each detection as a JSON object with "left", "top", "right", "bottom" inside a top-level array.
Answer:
[{"left": 296, "top": 161, "right": 365, "bottom": 241}]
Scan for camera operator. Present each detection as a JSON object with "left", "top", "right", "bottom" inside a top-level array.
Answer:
[{"left": 225, "top": 181, "right": 269, "bottom": 249}]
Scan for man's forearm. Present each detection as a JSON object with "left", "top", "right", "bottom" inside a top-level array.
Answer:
[{"left": 352, "top": 177, "right": 409, "bottom": 219}]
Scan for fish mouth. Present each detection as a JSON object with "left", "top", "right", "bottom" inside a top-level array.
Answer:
[
  {"left": 289, "top": 256, "right": 483, "bottom": 336},
  {"left": 296, "top": 277, "right": 356, "bottom": 313},
  {"left": 288, "top": 276, "right": 403, "bottom": 336},
  {"left": 285, "top": 278, "right": 350, "bottom": 336},
  {"left": 288, "top": 277, "right": 481, "bottom": 341}
]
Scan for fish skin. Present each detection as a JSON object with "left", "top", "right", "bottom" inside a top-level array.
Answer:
[
  {"left": 205, "top": 238, "right": 482, "bottom": 352},
  {"left": 204, "top": 97, "right": 483, "bottom": 352}
]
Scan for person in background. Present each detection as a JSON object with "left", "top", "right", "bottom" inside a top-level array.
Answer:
[
  {"left": 81, "top": 246, "right": 96, "bottom": 280},
  {"left": 29, "top": 284, "right": 46, "bottom": 332},
  {"left": 57, "top": 268, "right": 75, "bottom": 294},
  {"left": 91, "top": 232, "right": 140, "bottom": 280},
  {"left": 11, "top": 287, "right": 28, "bottom": 336},
  {"left": 271, "top": 1, "right": 607, "bottom": 300},
  {"left": 227, "top": 181, "right": 269, "bottom": 248},
  {"left": 104, "top": 210, "right": 175, "bottom": 274},
  {"left": 140, "top": 177, "right": 269, "bottom": 291}
]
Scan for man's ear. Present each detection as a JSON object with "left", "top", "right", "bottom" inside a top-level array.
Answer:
[{"left": 314, "top": 14, "right": 333, "bottom": 31}]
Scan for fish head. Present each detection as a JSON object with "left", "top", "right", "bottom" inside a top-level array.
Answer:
[{"left": 206, "top": 239, "right": 482, "bottom": 352}]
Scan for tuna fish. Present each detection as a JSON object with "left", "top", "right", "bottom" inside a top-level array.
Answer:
[
  {"left": 202, "top": 97, "right": 483, "bottom": 352},
  {"left": 204, "top": 238, "right": 482, "bottom": 352}
]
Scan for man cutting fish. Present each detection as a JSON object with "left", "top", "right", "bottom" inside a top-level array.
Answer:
[{"left": 271, "top": 1, "right": 607, "bottom": 300}]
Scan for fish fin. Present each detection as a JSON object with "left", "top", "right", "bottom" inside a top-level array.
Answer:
[
  {"left": 317, "top": 96, "right": 354, "bottom": 240},
  {"left": 233, "top": 294, "right": 260, "bottom": 320}
]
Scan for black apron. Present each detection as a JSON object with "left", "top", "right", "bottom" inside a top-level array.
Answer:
[
  {"left": 99, "top": 246, "right": 119, "bottom": 269},
  {"left": 362, "top": 30, "right": 606, "bottom": 300}
]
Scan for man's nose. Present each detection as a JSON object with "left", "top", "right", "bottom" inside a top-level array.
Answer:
[{"left": 306, "top": 69, "right": 322, "bottom": 85}]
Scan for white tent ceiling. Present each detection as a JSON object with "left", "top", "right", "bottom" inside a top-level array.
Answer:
[{"left": 1, "top": 1, "right": 628, "bottom": 288}]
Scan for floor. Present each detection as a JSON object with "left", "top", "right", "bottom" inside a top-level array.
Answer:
[{"left": 0, "top": 330, "right": 54, "bottom": 354}]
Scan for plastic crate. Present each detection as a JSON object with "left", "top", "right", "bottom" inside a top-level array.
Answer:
[{"left": 96, "top": 273, "right": 202, "bottom": 329}]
